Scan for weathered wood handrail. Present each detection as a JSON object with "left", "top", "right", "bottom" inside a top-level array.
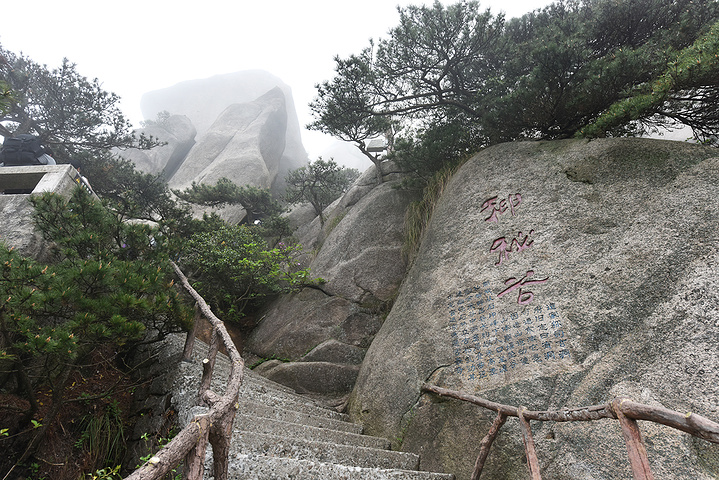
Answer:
[
  {"left": 421, "top": 383, "right": 719, "bottom": 480},
  {"left": 124, "top": 261, "right": 244, "bottom": 480}
]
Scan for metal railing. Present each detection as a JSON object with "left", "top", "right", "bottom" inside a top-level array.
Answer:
[
  {"left": 124, "top": 261, "right": 244, "bottom": 480},
  {"left": 422, "top": 383, "right": 719, "bottom": 480}
]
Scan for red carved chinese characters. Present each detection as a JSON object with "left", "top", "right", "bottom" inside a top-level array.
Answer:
[
  {"left": 496, "top": 270, "right": 550, "bottom": 305},
  {"left": 481, "top": 193, "right": 522, "bottom": 223},
  {"left": 490, "top": 230, "right": 535, "bottom": 266},
  {"left": 483, "top": 193, "right": 547, "bottom": 304}
]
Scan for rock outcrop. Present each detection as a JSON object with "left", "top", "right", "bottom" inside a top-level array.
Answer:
[
  {"left": 168, "top": 87, "right": 287, "bottom": 192},
  {"left": 346, "top": 138, "right": 719, "bottom": 479},
  {"left": 244, "top": 162, "right": 418, "bottom": 401},
  {"left": 141, "top": 70, "right": 308, "bottom": 195},
  {"left": 119, "top": 115, "right": 196, "bottom": 178}
]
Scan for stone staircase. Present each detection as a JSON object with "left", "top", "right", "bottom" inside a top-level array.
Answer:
[{"left": 172, "top": 336, "right": 454, "bottom": 479}]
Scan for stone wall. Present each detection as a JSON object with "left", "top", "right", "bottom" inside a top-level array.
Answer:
[{"left": 0, "top": 165, "right": 92, "bottom": 260}]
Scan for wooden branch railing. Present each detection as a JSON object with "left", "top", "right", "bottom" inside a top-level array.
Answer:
[
  {"left": 421, "top": 383, "right": 719, "bottom": 480},
  {"left": 124, "top": 261, "right": 245, "bottom": 480}
]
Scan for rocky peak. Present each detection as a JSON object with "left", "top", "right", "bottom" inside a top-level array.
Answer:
[
  {"left": 141, "top": 70, "right": 308, "bottom": 189},
  {"left": 168, "top": 87, "right": 288, "bottom": 192}
]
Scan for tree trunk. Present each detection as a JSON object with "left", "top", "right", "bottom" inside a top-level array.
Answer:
[
  {"left": 15, "top": 357, "right": 39, "bottom": 428},
  {"left": 356, "top": 142, "right": 384, "bottom": 185},
  {"left": 15, "top": 360, "right": 73, "bottom": 466}
]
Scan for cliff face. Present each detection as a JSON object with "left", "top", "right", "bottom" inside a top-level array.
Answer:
[
  {"left": 121, "top": 71, "right": 309, "bottom": 222},
  {"left": 140, "top": 70, "right": 308, "bottom": 194},
  {"left": 119, "top": 114, "right": 197, "bottom": 179},
  {"left": 333, "top": 138, "right": 718, "bottom": 479},
  {"left": 168, "top": 87, "right": 288, "bottom": 192},
  {"left": 245, "top": 164, "right": 417, "bottom": 405}
]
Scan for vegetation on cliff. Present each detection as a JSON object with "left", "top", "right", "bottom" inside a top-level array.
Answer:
[
  {"left": 180, "top": 221, "right": 313, "bottom": 329},
  {"left": 311, "top": 0, "right": 719, "bottom": 181},
  {"left": 284, "top": 157, "right": 360, "bottom": 226},
  {"left": 0, "top": 45, "right": 320, "bottom": 480},
  {"left": 0, "top": 189, "right": 192, "bottom": 478}
]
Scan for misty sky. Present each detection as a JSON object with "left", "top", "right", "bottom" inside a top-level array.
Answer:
[{"left": 2, "top": 0, "right": 553, "bottom": 158}]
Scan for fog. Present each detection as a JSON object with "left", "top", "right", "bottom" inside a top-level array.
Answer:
[{"left": 2, "top": 0, "right": 552, "bottom": 158}]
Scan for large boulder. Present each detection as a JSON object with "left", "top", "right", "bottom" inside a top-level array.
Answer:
[
  {"left": 259, "top": 361, "right": 360, "bottom": 398},
  {"left": 141, "top": 70, "right": 308, "bottom": 192},
  {"left": 246, "top": 287, "right": 385, "bottom": 360},
  {"left": 245, "top": 171, "right": 419, "bottom": 399},
  {"left": 293, "top": 160, "right": 407, "bottom": 252},
  {"left": 142, "top": 71, "right": 297, "bottom": 137},
  {"left": 168, "top": 87, "right": 287, "bottom": 191},
  {"left": 349, "top": 138, "right": 719, "bottom": 479},
  {"left": 118, "top": 115, "right": 196, "bottom": 177}
]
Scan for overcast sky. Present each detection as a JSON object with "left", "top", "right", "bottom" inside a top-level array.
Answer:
[{"left": 1, "top": 0, "right": 553, "bottom": 158}]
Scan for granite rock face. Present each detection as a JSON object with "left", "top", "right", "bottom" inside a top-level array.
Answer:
[
  {"left": 168, "top": 87, "right": 287, "bottom": 192},
  {"left": 348, "top": 138, "right": 719, "bottom": 479},
  {"left": 119, "top": 114, "right": 196, "bottom": 178},
  {"left": 142, "top": 70, "right": 298, "bottom": 137},
  {"left": 245, "top": 165, "right": 418, "bottom": 399},
  {"left": 310, "top": 177, "right": 416, "bottom": 305},
  {"left": 141, "top": 70, "right": 308, "bottom": 195}
]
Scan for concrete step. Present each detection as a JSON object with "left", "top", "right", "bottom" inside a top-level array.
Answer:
[
  {"left": 237, "top": 398, "right": 363, "bottom": 434},
  {"left": 187, "top": 341, "right": 350, "bottom": 421},
  {"left": 233, "top": 414, "right": 388, "bottom": 449},
  {"left": 243, "top": 368, "right": 298, "bottom": 394},
  {"left": 229, "top": 431, "right": 420, "bottom": 471},
  {"left": 220, "top": 453, "right": 455, "bottom": 479},
  {"left": 239, "top": 387, "right": 351, "bottom": 422},
  {"left": 170, "top": 334, "right": 454, "bottom": 479},
  {"left": 238, "top": 374, "right": 323, "bottom": 406}
]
